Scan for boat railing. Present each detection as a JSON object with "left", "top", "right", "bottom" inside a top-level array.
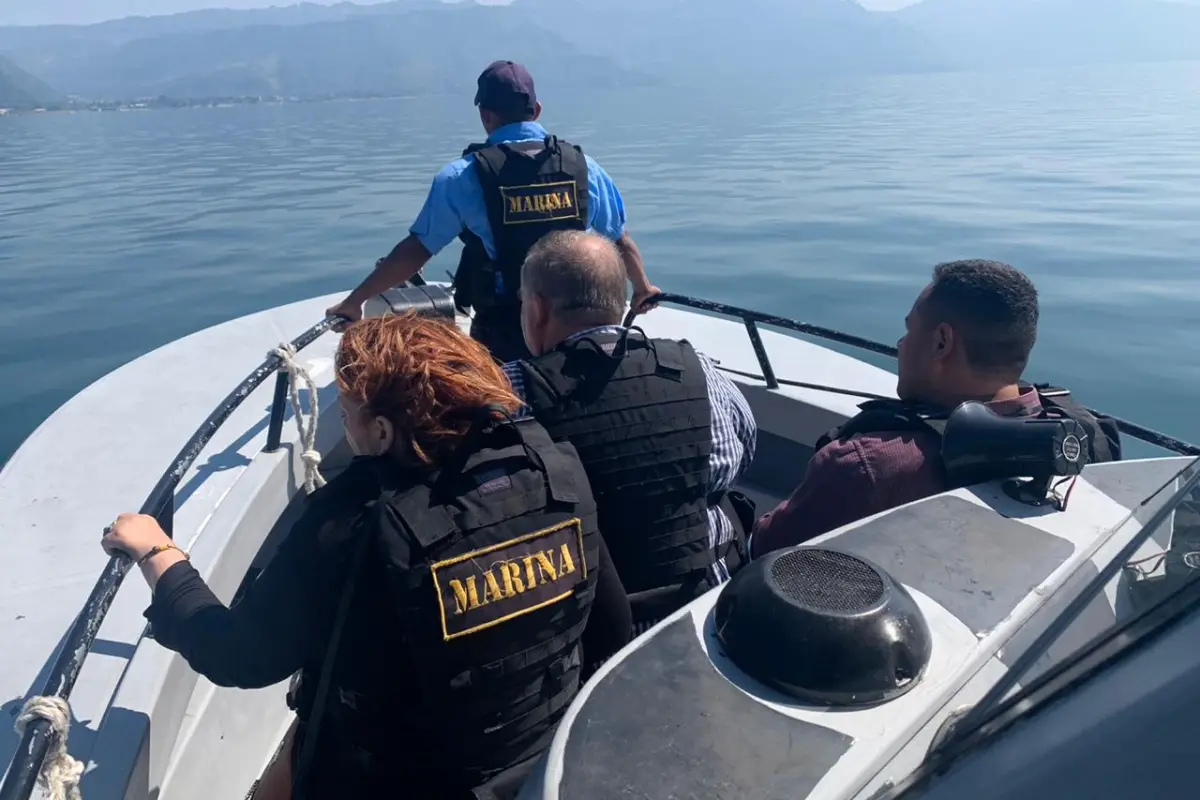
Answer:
[
  {"left": 0, "top": 308, "right": 352, "bottom": 800},
  {"left": 628, "top": 291, "right": 1200, "bottom": 458},
  {"left": 3, "top": 281, "right": 1197, "bottom": 800}
]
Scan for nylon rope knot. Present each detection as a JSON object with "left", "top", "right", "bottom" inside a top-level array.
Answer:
[
  {"left": 14, "top": 696, "right": 84, "bottom": 800},
  {"left": 271, "top": 343, "right": 327, "bottom": 494}
]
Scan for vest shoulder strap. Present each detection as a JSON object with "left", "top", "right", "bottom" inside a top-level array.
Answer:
[
  {"left": 1028, "top": 383, "right": 1122, "bottom": 462},
  {"left": 469, "top": 136, "right": 587, "bottom": 184},
  {"left": 523, "top": 331, "right": 689, "bottom": 406},
  {"left": 363, "top": 458, "right": 459, "bottom": 552},
  {"left": 579, "top": 330, "right": 690, "bottom": 377},
  {"left": 650, "top": 337, "right": 688, "bottom": 373},
  {"left": 1030, "top": 382, "right": 1070, "bottom": 398},
  {"left": 520, "top": 348, "right": 571, "bottom": 406},
  {"left": 512, "top": 418, "right": 582, "bottom": 504},
  {"left": 557, "top": 137, "right": 587, "bottom": 171},
  {"left": 522, "top": 332, "right": 629, "bottom": 399},
  {"left": 820, "top": 386, "right": 1121, "bottom": 465},
  {"left": 472, "top": 138, "right": 553, "bottom": 176},
  {"left": 459, "top": 418, "right": 582, "bottom": 505},
  {"left": 815, "top": 399, "right": 947, "bottom": 452},
  {"left": 389, "top": 480, "right": 460, "bottom": 551},
  {"left": 385, "top": 418, "right": 587, "bottom": 553}
]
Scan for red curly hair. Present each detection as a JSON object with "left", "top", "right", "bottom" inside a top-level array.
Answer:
[{"left": 335, "top": 312, "right": 523, "bottom": 465}]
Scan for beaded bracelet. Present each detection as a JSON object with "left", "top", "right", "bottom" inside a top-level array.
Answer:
[{"left": 137, "top": 543, "right": 189, "bottom": 566}]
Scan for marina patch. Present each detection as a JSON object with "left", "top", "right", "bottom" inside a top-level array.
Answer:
[
  {"left": 430, "top": 518, "right": 587, "bottom": 641},
  {"left": 499, "top": 180, "right": 581, "bottom": 225}
]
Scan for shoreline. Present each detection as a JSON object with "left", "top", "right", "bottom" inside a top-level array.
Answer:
[{"left": 0, "top": 92, "right": 431, "bottom": 117}]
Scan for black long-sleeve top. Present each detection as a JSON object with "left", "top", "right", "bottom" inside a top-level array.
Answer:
[{"left": 145, "top": 457, "right": 631, "bottom": 795}]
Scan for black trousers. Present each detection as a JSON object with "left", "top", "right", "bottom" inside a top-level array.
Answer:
[{"left": 470, "top": 304, "right": 532, "bottom": 364}]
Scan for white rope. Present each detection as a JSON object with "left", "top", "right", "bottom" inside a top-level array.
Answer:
[
  {"left": 14, "top": 696, "right": 83, "bottom": 800},
  {"left": 271, "top": 343, "right": 327, "bottom": 494}
]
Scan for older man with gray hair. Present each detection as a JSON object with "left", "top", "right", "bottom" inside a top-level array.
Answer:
[{"left": 503, "top": 230, "right": 757, "bottom": 626}]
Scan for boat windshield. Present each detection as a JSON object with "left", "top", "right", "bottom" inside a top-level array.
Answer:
[{"left": 975, "top": 456, "right": 1200, "bottom": 718}]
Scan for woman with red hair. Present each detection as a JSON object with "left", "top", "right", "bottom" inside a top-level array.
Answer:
[{"left": 104, "top": 312, "right": 631, "bottom": 800}]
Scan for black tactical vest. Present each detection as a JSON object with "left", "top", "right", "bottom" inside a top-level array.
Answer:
[
  {"left": 815, "top": 383, "right": 1121, "bottom": 467},
  {"left": 322, "top": 416, "right": 602, "bottom": 795},
  {"left": 453, "top": 136, "right": 589, "bottom": 313},
  {"left": 519, "top": 329, "right": 716, "bottom": 595}
]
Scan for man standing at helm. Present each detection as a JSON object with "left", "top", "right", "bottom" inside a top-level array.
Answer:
[{"left": 327, "top": 60, "right": 660, "bottom": 362}]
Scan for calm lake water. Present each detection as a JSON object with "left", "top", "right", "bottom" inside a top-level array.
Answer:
[{"left": 3, "top": 62, "right": 1200, "bottom": 463}]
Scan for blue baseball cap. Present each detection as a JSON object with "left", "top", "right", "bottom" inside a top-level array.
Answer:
[{"left": 474, "top": 60, "right": 538, "bottom": 116}]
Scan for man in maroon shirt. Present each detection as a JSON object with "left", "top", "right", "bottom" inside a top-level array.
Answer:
[{"left": 752, "top": 259, "right": 1047, "bottom": 557}]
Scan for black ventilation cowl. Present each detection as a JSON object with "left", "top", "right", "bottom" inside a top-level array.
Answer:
[{"left": 715, "top": 547, "right": 932, "bottom": 707}]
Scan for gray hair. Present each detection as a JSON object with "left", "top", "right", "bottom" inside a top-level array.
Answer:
[{"left": 521, "top": 230, "right": 626, "bottom": 325}]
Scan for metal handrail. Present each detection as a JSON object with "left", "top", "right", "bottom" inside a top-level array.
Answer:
[
  {"left": 0, "top": 316, "right": 339, "bottom": 800},
  {"left": 628, "top": 292, "right": 1200, "bottom": 457},
  {"left": 0, "top": 268, "right": 432, "bottom": 798}
]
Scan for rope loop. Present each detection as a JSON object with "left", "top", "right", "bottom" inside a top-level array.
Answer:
[
  {"left": 14, "top": 696, "right": 84, "bottom": 800},
  {"left": 271, "top": 343, "right": 327, "bottom": 494}
]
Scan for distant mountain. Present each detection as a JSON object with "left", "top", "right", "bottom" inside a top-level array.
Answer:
[
  {"left": 0, "top": 0, "right": 960, "bottom": 105},
  {"left": 0, "top": 55, "right": 61, "bottom": 108},
  {"left": 520, "top": 0, "right": 954, "bottom": 79},
  {"left": 857, "top": 0, "right": 919, "bottom": 9},
  {"left": 898, "top": 0, "right": 1200, "bottom": 68},
  {"left": 0, "top": 1, "right": 440, "bottom": 52},
  {"left": 0, "top": 4, "right": 650, "bottom": 103},
  {"left": 3, "top": 0, "right": 1198, "bottom": 107}
]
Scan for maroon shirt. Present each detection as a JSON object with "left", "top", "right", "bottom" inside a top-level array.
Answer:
[{"left": 751, "top": 388, "right": 1043, "bottom": 557}]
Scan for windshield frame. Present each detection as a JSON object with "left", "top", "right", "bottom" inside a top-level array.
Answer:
[{"left": 929, "top": 456, "right": 1200, "bottom": 751}]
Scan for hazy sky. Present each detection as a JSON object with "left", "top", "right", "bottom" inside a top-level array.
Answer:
[
  {"left": 1, "top": 0, "right": 1195, "bottom": 28},
  {"left": 0, "top": 0, "right": 385, "bottom": 26},
  {"left": 0, "top": 0, "right": 910, "bottom": 27}
]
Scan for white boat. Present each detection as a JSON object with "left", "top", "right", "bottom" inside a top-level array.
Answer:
[{"left": 0, "top": 282, "right": 1197, "bottom": 800}]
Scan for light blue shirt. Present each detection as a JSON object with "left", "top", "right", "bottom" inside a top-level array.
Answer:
[{"left": 409, "top": 121, "right": 627, "bottom": 259}]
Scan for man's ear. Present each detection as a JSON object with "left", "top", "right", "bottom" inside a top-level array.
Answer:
[
  {"left": 530, "top": 292, "right": 551, "bottom": 328},
  {"left": 932, "top": 322, "right": 955, "bottom": 363}
]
